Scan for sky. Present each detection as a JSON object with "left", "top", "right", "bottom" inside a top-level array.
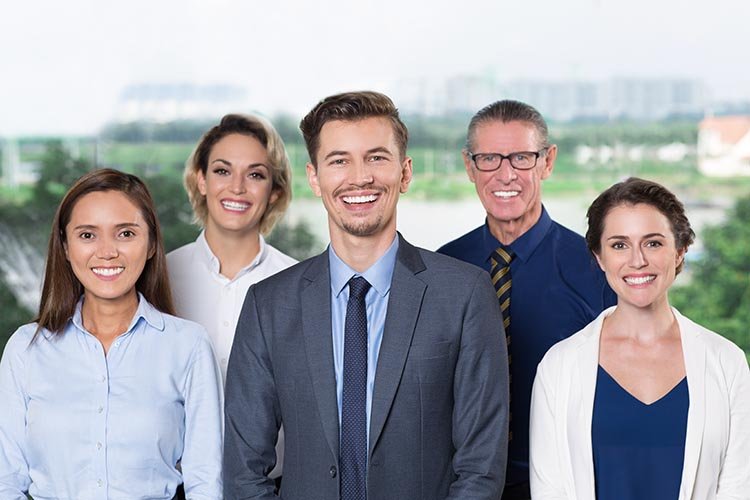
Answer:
[{"left": 1, "top": 0, "right": 748, "bottom": 135}]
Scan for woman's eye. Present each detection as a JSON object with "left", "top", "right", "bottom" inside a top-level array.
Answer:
[
  {"left": 120, "top": 230, "right": 135, "bottom": 238},
  {"left": 213, "top": 167, "right": 229, "bottom": 175},
  {"left": 249, "top": 171, "right": 267, "bottom": 180},
  {"left": 80, "top": 232, "right": 94, "bottom": 240}
]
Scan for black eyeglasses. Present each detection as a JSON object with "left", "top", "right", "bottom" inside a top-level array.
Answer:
[{"left": 468, "top": 148, "right": 548, "bottom": 171}]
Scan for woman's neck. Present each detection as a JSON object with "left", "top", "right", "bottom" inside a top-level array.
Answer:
[
  {"left": 204, "top": 224, "right": 261, "bottom": 280},
  {"left": 81, "top": 290, "right": 139, "bottom": 352},
  {"left": 605, "top": 296, "right": 677, "bottom": 343}
]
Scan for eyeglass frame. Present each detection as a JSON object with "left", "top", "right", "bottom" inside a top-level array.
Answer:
[{"left": 467, "top": 147, "right": 549, "bottom": 172}]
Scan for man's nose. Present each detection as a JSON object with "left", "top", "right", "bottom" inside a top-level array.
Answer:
[{"left": 494, "top": 157, "right": 517, "bottom": 183}]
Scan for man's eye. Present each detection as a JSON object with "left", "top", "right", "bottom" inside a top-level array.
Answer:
[{"left": 479, "top": 154, "right": 497, "bottom": 164}]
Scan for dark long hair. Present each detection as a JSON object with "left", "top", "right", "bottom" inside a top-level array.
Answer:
[{"left": 36, "top": 168, "right": 175, "bottom": 335}]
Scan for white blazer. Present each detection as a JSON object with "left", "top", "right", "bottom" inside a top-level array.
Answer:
[{"left": 529, "top": 306, "right": 750, "bottom": 500}]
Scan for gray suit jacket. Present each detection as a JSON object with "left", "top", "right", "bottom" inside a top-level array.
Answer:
[{"left": 224, "top": 235, "right": 509, "bottom": 499}]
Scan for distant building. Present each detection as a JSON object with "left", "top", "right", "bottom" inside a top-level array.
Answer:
[
  {"left": 698, "top": 116, "right": 750, "bottom": 177},
  {"left": 396, "top": 76, "right": 706, "bottom": 121},
  {"left": 112, "top": 83, "right": 250, "bottom": 123}
]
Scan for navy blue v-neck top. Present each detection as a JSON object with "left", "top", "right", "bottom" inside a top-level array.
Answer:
[{"left": 592, "top": 366, "right": 689, "bottom": 500}]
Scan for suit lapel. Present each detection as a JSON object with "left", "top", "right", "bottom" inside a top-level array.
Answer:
[
  {"left": 301, "top": 253, "right": 340, "bottom": 460},
  {"left": 368, "top": 236, "right": 426, "bottom": 457},
  {"left": 676, "top": 309, "right": 706, "bottom": 500}
]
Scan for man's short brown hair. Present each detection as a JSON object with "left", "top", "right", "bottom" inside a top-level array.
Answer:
[{"left": 299, "top": 91, "right": 409, "bottom": 164}]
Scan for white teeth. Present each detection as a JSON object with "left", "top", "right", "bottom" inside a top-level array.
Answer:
[
  {"left": 343, "top": 194, "right": 377, "bottom": 204},
  {"left": 492, "top": 191, "right": 519, "bottom": 198},
  {"left": 624, "top": 275, "right": 655, "bottom": 285},
  {"left": 93, "top": 267, "right": 124, "bottom": 276},
  {"left": 222, "top": 200, "right": 250, "bottom": 211}
]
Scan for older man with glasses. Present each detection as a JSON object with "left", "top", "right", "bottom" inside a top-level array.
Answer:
[{"left": 438, "top": 100, "right": 617, "bottom": 500}]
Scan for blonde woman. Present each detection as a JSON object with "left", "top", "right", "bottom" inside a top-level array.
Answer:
[{"left": 167, "top": 114, "right": 296, "bottom": 482}]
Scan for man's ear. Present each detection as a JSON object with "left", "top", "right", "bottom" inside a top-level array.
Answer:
[
  {"left": 306, "top": 163, "right": 322, "bottom": 197},
  {"left": 463, "top": 150, "right": 477, "bottom": 183},
  {"left": 540, "top": 144, "right": 557, "bottom": 181},
  {"left": 399, "top": 156, "right": 413, "bottom": 194}
]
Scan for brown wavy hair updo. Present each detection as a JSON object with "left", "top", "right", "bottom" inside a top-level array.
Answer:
[{"left": 585, "top": 177, "right": 695, "bottom": 274}]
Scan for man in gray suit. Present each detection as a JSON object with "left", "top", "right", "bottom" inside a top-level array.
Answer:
[{"left": 224, "top": 91, "right": 509, "bottom": 499}]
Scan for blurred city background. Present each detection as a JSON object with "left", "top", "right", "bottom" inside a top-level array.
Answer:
[{"left": 1, "top": 0, "right": 748, "bottom": 357}]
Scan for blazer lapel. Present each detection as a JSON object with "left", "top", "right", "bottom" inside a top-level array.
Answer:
[
  {"left": 368, "top": 236, "right": 426, "bottom": 457},
  {"left": 301, "top": 253, "right": 340, "bottom": 460},
  {"left": 675, "top": 308, "right": 706, "bottom": 500}
]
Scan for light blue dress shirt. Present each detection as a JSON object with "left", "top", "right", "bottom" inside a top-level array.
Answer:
[
  {"left": 329, "top": 236, "right": 399, "bottom": 440},
  {"left": 0, "top": 294, "right": 223, "bottom": 500}
]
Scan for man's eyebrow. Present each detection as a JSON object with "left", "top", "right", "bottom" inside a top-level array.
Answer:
[
  {"left": 366, "top": 147, "right": 393, "bottom": 156},
  {"left": 323, "top": 150, "right": 350, "bottom": 160}
]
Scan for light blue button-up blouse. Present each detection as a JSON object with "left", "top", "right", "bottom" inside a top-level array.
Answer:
[{"left": 0, "top": 294, "right": 223, "bottom": 499}]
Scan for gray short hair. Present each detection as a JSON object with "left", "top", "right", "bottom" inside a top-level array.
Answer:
[{"left": 466, "top": 100, "right": 550, "bottom": 151}]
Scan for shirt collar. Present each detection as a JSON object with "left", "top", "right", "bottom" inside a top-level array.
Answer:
[
  {"left": 71, "top": 292, "right": 166, "bottom": 335},
  {"left": 196, "top": 230, "right": 269, "bottom": 277},
  {"left": 482, "top": 205, "right": 553, "bottom": 264},
  {"left": 328, "top": 235, "right": 400, "bottom": 298}
]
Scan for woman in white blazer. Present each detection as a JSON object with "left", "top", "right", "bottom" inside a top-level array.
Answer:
[{"left": 530, "top": 177, "right": 750, "bottom": 500}]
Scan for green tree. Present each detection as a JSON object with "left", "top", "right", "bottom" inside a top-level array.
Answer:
[{"left": 672, "top": 195, "right": 750, "bottom": 354}]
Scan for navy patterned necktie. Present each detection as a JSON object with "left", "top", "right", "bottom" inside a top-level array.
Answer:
[
  {"left": 490, "top": 247, "right": 515, "bottom": 439},
  {"left": 340, "top": 276, "right": 371, "bottom": 500}
]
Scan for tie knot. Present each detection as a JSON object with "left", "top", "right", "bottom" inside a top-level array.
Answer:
[
  {"left": 348, "top": 276, "right": 371, "bottom": 300},
  {"left": 491, "top": 247, "right": 515, "bottom": 267}
]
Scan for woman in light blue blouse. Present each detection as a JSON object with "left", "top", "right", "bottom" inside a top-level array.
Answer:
[{"left": 0, "top": 169, "right": 223, "bottom": 499}]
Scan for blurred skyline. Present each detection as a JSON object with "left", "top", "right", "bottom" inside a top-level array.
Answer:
[{"left": 1, "top": 0, "right": 749, "bottom": 135}]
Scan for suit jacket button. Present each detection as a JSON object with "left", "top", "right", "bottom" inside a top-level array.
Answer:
[{"left": 329, "top": 465, "right": 337, "bottom": 478}]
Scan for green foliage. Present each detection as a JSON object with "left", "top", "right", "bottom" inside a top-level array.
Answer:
[
  {"left": 267, "top": 219, "right": 323, "bottom": 261},
  {"left": 0, "top": 140, "right": 90, "bottom": 355},
  {"left": 552, "top": 121, "right": 698, "bottom": 151},
  {"left": 672, "top": 195, "right": 750, "bottom": 353},
  {"left": 0, "top": 285, "right": 33, "bottom": 356}
]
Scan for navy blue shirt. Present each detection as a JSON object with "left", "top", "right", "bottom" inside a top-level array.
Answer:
[
  {"left": 592, "top": 366, "right": 688, "bottom": 500},
  {"left": 438, "top": 207, "right": 616, "bottom": 485}
]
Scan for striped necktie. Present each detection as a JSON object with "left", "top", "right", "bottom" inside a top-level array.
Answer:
[{"left": 490, "top": 246, "right": 515, "bottom": 439}]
